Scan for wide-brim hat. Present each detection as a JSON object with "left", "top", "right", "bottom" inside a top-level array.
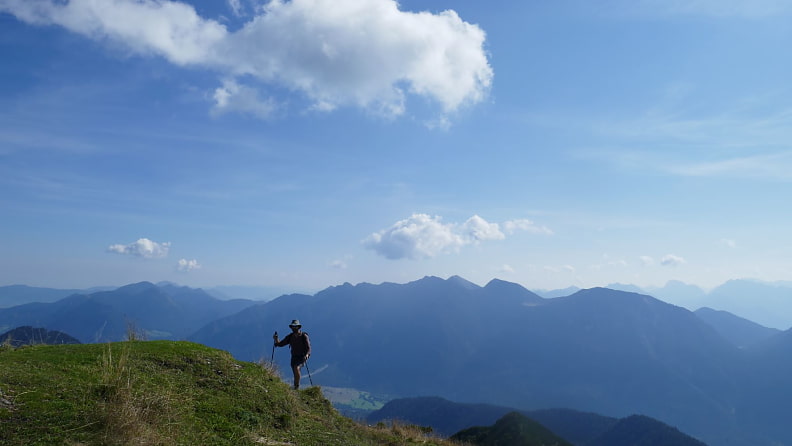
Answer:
[{"left": 289, "top": 319, "right": 302, "bottom": 328}]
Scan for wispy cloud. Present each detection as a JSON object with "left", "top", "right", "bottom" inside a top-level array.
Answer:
[
  {"left": 639, "top": 255, "right": 655, "bottom": 266},
  {"left": 568, "top": 93, "right": 792, "bottom": 181},
  {"left": 666, "top": 152, "right": 792, "bottom": 181},
  {"left": 720, "top": 238, "right": 737, "bottom": 248},
  {"left": 1, "top": 0, "right": 492, "bottom": 119},
  {"left": 107, "top": 238, "right": 171, "bottom": 258},
  {"left": 363, "top": 213, "right": 551, "bottom": 260},
  {"left": 661, "top": 254, "right": 686, "bottom": 266},
  {"left": 227, "top": 0, "right": 243, "bottom": 17},
  {"left": 211, "top": 79, "right": 277, "bottom": 119},
  {"left": 544, "top": 265, "right": 576, "bottom": 274},
  {"left": 629, "top": 0, "right": 792, "bottom": 18},
  {"left": 329, "top": 259, "right": 349, "bottom": 269},
  {"left": 176, "top": 258, "right": 201, "bottom": 271},
  {"left": 503, "top": 219, "right": 554, "bottom": 235}
]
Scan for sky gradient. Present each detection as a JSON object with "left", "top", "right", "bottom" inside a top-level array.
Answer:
[{"left": 2, "top": 0, "right": 791, "bottom": 293}]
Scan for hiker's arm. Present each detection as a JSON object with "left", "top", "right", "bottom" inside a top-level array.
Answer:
[
  {"left": 304, "top": 333, "right": 311, "bottom": 358},
  {"left": 275, "top": 333, "right": 290, "bottom": 347}
]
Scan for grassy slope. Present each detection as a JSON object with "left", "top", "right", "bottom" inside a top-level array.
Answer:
[{"left": 0, "top": 341, "right": 458, "bottom": 446}]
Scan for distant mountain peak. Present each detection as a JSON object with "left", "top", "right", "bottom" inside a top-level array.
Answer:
[
  {"left": 116, "top": 281, "right": 158, "bottom": 293},
  {"left": 447, "top": 275, "right": 480, "bottom": 289}
]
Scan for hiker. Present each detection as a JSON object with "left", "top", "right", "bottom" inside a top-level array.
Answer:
[{"left": 273, "top": 319, "right": 311, "bottom": 389}]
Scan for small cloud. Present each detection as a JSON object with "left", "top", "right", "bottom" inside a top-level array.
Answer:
[
  {"left": 497, "top": 264, "right": 515, "bottom": 274},
  {"left": 107, "top": 238, "right": 170, "bottom": 259},
  {"left": 590, "top": 255, "right": 628, "bottom": 271},
  {"left": 329, "top": 259, "right": 348, "bottom": 269},
  {"left": 176, "top": 258, "right": 201, "bottom": 272},
  {"left": 661, "top": 254, "right": 687, "bottom": 267},
  {"left": 503, "top": 219, "right": 554, "bottom": 235},
  {"left": 720, "top": 238, "right": 737, "bottom": 248},
  {"left": 639, "top": 255, "right": 655, "bottom": 266},
  {"left": 544, "top": 265, "right": 576, "bottom": 274},
  {"left": 212, "top": 79, "right": 277, "bottom": 120}
]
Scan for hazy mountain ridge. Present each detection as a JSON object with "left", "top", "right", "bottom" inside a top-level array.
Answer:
[
  {"left": 536, "top": 279, "right": 792, "bottom": 330},
  {"left": 0, "top": 285, "right": 103, "bottom": 308},
  {"left": 0, "top": 282, "right": 257, "bottom": 342},
  {"left": 694, "top": 307, "right": 780, "bottom": 348}
]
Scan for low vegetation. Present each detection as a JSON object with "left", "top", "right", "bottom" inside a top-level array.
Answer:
[{"left": 0, "top": 340, "right": 460, "bottom": 445}]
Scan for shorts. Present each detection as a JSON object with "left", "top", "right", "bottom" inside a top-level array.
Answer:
[{"left": 291, "top": 356, "right": 306, "bottom": 368}]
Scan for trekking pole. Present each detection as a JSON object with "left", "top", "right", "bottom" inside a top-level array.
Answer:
[
  {"left": 304, "top": 359, "right": 314, "bottom": 386},
  {"left": 270, "top": 331, "right": 277, "bottom": 365}
]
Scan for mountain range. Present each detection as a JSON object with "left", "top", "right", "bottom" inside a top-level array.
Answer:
[
  {"left": 190, "top": 276, "right": 791, "bottom": 446},
  {"left": 369, "top": 396, "right": 707, "bottom": 446},
  {"left": 2, "top": 276, "right": 792, "bottom": 445},
  {"left": 537, "top": 279, "right": 792, "bottom": 330},
  {"left": 0, "top": 282, "right": 256, "bottom": 342}
]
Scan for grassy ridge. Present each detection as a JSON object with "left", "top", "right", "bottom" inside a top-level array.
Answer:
[{"left": 0, "top": 341, "right": 457, "bottom": 445}]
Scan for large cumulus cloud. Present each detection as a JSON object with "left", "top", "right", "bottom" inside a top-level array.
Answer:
[
  {"left": 363, "top": 214, "right": 551, "bottom": 260},
  {"left": 1, "top": 0, "right": 493, "bottom": 118}
]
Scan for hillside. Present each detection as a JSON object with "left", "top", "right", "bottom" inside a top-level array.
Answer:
[
  {"left": 0, "top": 341, "right": 454, "bottom": 446},
  {"left": 586, "top": 415, "right": 707, "bottom": 446},
  {"left": 694, "top": 307, "right": 779, "bottom": 348},
  {"left": 0, "top": 326, "right": 81, "bottom": 347},
  {"left": 451, "top": 411, "right": 573, "bottom": 446},
  {"left": 369, "top": 396, "right": 707, "bottom": 446}
]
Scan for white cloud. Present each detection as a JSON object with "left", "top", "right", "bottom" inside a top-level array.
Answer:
[
  {"left": 544, "top": 265, "right": 576, "bottom": 274},
  {"left": 631, "top": 0, "right": 792, "bottom": 18},
  {"left": 463, "top": 215, "right": 505, "bottom": 241},
  {"left": 503, "top": 219, "right": 554, "bottom": 235},
  {"left": 0, "top": 0, "right": 227, "bottom": 65},
  {"left": 363, "top": 213, "right": 550, "bottom": 260},
  {"left": 362, "top": 214, "right": 466, "bottom": 260},
  {"left": 639, "top": 255, "right": 655, "bottom": 266},
  {"left": 720, "top": 238, "right": 737, "bottom": 248},
  {"left": 661, "top": 254, "right": 687, "bottom": 266},
  {"left": 329, "top": 259, "right": 348, "bottom": 269},
  {"left": 212, "top": 79, "right": 277, "bottom": 119},
  {"left": 227, "top": 0, "right": 243, "bottom": 17},
  {"left": 176, "top": 258, "right": 201, "bottom": 271},
  {"left": 107, "top": 238, "right": 171, "bottom": 258},
  {"left": 667, "top": 152, "right": 792, "bottom": 181},
  {"left": 2, "top": 0, "right": 492, "bottom": 119},
  {"left": 497, "top": 264, "right": 515, "bottom": 274}
]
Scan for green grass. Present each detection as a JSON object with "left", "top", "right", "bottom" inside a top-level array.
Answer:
[{"left": 0, "top": 341, "right": 460, "bottom": 445}]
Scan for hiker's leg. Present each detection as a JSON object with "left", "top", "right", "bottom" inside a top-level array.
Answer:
[{"left": 292, "top": 364, "right": 301, "bottom": 389}]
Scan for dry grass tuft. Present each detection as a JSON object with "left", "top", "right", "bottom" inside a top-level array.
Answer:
[{"left": 97, "top": 343, "right": 177, "bottom": 445}]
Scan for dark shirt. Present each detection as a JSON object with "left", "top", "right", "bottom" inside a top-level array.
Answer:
[{"left": 276, "top": 331, "right": 311, "bottom": 358}]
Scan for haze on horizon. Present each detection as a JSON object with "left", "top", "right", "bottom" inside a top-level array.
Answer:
[{"left": 2, "top": 0, "right": 791, "bottom": 293}]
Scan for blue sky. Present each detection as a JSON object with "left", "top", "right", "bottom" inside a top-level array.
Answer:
[{"left": 1, "top": 0, "right": 791, "bottom": 292}]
